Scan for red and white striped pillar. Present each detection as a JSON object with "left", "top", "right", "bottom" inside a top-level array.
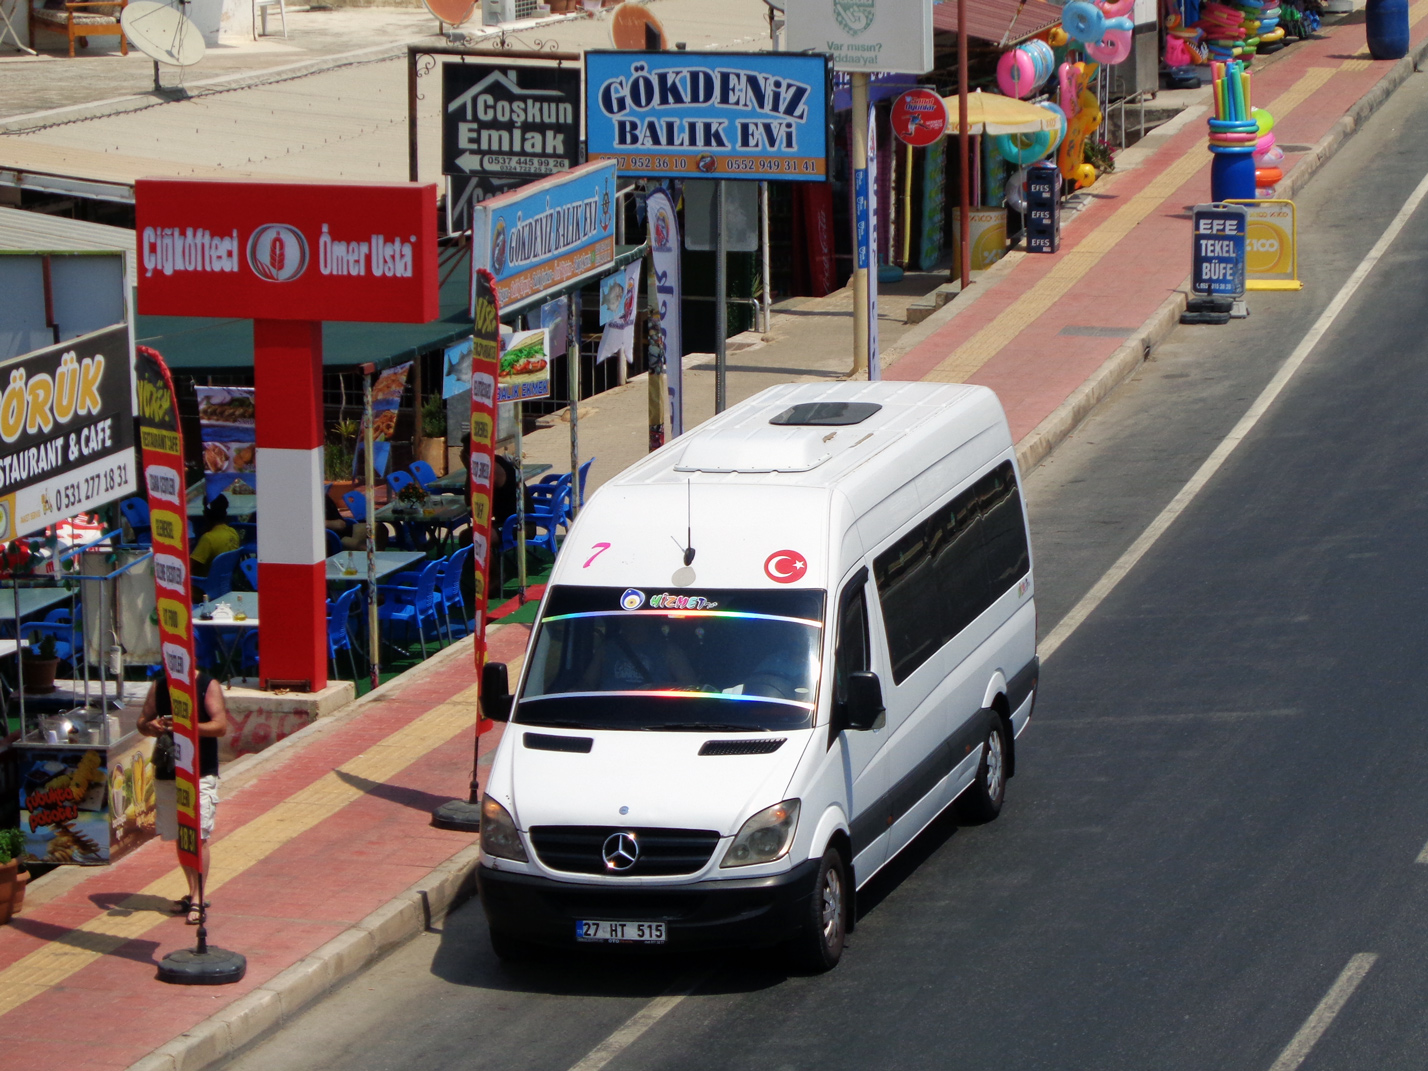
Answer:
[{"left": 253, "top": 318, "right": 327, "bottom": 691}]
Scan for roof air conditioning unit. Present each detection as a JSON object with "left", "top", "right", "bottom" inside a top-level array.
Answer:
[{"left": 482, "top": 0, "right": 538, "bottom": 24}]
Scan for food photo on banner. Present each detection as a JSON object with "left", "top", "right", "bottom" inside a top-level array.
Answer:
[
  {"left": 194, "top": 386, "right": 256, "bottom": 499},
  {"left": 0, "top": 324, "right": 137, "bottom": 543},
  {"left": 19, "top": 737, "right": 158, "bottom": 864},
  {"left": 498, "top": 328, "right": 552, "bottom": 403},
  {"left": 583, "top": 51, "right": 832, "bottom": 180},
  {"left": 597, "top": 259, "right": 642, "bottom": 365},
  {"left": 354, "top": 361, "right": 412, "bottom": 475}
]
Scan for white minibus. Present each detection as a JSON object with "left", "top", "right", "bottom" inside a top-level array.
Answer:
[{"left": 476, "top": 381, "right": 1037, "bottom": 970}]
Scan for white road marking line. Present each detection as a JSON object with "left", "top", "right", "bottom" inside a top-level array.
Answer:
[
  {"left": 1267, "top": 953, "right": 1378, "bottom": 1071},
  {"left": 566, "top": 973, "right": 707, "bottom": 1071},
  {"left": 1039, "top": 166, "right": 1428, "bottom": 663}
]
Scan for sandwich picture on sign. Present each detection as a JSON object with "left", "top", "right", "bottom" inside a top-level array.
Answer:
[{"left": 497, "top": 327, "right": 552, "bottom": 403}]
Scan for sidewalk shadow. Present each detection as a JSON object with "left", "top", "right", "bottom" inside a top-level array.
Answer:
[
  {"left": 88, "top": 891, "right": 178, "bottom": 916},
  {"left": 7, "top": 915, "right": 163, "bottom": 966},
  {"left": 687, "top": 362, "right": 844, "bottom": 379},
  {"left": 334, "top": 768, "right": 454, "bottom": 814}
]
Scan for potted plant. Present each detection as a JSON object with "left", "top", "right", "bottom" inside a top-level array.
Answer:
[
  {"left": 0, "top": 829, "right": 25, "bottom": 920},
  {"left": 418, "top": 395, "right": 448, "bottom": 476},
  {"left": 324, "top": 417, "right": 360, "bottom": 495},
  {"left": 21, "top": 632, "right": 58, "bottom": 695},
  {"left": 397, "top": 481, "right": 429, "bottom": 514}
]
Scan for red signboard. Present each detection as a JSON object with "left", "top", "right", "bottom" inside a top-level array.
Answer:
[
  {"left": 134, "top": 179, "right": 441, "bottom": 323},
  {"left": 891, "top": 89, "right": 948, "bottom": 147}
]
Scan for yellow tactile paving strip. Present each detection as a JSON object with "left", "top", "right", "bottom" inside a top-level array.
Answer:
[
  {"left": 923, "top": 65, "right": 1344, "bottom": 385},
  {"left": 0, "top": 681, "right": 485, "bottom": 1018}
]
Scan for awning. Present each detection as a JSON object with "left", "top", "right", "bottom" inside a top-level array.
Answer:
[
  {"left": 135, "top": 248, "right": 476, "bottom": 374},
  {"left": 932, "top": 0, "right": 1065, "bottom": 47}
]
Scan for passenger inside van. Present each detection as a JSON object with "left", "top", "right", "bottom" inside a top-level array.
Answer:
[{"left": 581, "top": 615, "right": 696, "bottom": 691}]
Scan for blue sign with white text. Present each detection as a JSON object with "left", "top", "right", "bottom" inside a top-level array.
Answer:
[
  {"left": 1191, "top": 203, "right": 1247, "bottom": 297},
  {"left": 584, "top": 51, "right": 830, "bottom": 181},
  {"left": 469, "top": 159, "right": 617, "bottom": 309}
]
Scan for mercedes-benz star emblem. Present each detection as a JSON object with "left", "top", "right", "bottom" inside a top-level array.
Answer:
[{"left": 602, "top": 831, "right": 639, "bottom": 872}]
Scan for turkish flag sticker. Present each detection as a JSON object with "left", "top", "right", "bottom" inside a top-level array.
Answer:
[{"left": 764, "top": 550, "right": 808, "bottom": 584}]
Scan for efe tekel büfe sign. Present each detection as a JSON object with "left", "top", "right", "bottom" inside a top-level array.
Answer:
[
  {"left": 584, "top": 51, "right": 831, "bottom": 180},
  {"left": 0, "top": 323, "right": 136, "bottom": 543},
  {"left": 134, "top": 179, "right": 440, "bottom": 324},
  {"left": 443, "top": 63, "right": 582, "bottom": 180}
]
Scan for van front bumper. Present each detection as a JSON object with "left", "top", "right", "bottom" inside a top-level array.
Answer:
[{"left": 477, "top": 858, "right": 821, "bottom": 950}]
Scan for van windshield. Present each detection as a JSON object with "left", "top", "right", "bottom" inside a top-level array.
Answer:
[{"left": 517, "top": 585, "right": 826, "bottom": 732}]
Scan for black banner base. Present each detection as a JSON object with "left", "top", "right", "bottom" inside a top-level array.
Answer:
[
  {"left": 158, "top": 947, "right": 248, "bottom": 985},
  {"left": 431, "top": 799, "right": 483, "bottom": 832}
]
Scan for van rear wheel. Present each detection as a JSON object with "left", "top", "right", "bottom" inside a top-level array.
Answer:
[
  {"left": 957, "top": 716, "right": 1008, "bottom": 824},
  {"left": 789, "top": 847, "right": 848, "bottom": 973}
]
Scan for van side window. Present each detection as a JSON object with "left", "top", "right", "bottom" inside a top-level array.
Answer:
[
  {"left": 979, "top": 460, "right": 1031, "bottom": 600},
  {"left": 874, "top": 460, "right": 1031, "bottom": 684},
  {"left": 833, "top": 573, "right": 870, "bottom": 711}
]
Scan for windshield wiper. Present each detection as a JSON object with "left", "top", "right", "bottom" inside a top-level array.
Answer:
[{"left": 639, "top": 722, "right": 766, "bottom": 733}]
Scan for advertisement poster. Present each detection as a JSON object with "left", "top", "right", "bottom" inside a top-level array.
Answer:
[
  {"left": 442, "top": 336, "right": 474, "bottom": 400},
  {"left": 498, "top": 328, "right": 552, "bottom": 403},
  {"left": 195, "top": 386, "right": 256, "bottom": 499},
  {"left": 585, "top": 51, "right": 832, "bottom": 181},
  {"left": 135, "top": 344, "right": 203, "bottom": 873},
  {"left": 470, "top": 160, "right": 617, "bottom": 310},
  {"left": 18, "top": 736, "right": 157, "bottom": 864},
  {"left": 646, "top": 187, "right": 684, "bottom": 437},
  {"left": 597, "top": 260, "right": 642, "bottom": 365},
  {"left": 0, "top": 323, "right": 136, "bottom": 544},
  {"left": 443, "top": 63, "right": 582, "bottom": 181},
  {"left": 469, "top": 269, "right": 500, "bottom": 654},
  {"left": 540, "top": 296, "right": 569, "bottom": 360},
  {"left": 598, "top": 270, "right": 627, "bottom": 325}
]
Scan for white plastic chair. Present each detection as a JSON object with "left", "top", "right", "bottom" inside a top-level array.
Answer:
[{"left": 252, "top": 0, "right": 285, "bottom": 38}]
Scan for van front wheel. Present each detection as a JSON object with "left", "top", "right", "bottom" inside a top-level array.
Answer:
[
  {"left": 957, "top": 717, "right": 1008, "bottom": 824},
  {"left": 790, "top": 847, "right": 848, "bottom": 972}
]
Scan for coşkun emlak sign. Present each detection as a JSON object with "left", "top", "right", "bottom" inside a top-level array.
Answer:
[
  {"left": 134, "top": 179, "right": 440, "bottom": 324},
  {"left": 0, "top": 324, "right": 136, "bottom": 543}
]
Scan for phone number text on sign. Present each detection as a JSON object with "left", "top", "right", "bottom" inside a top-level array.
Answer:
[{"left": 13, "top": 451, "right": 135, "bottom": 538}]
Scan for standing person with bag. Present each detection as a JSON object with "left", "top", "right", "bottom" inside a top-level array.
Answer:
[{"left": 138, "top": 671, "right": 228, "bottom": 924}]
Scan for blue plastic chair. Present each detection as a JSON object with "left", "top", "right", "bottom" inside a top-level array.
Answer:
[
  {"left": 120, "top": 497, "right": 150, "bottom": 529},
  {"left": 239, "top": 631, "right": 260, "bottom": 678},
  {"left": 325, "top": 528, "right": 344, "bottom": 557},
  {"left": 239, "top": 556, "right": 259, "bottom": 590},
  {"left": 436, "top": 544, "right": 473, "bottom": 640},
  {"left": 576, "top": 457, "right": 593, "bottom": 506},
  {"left": 343, "top": 490, "right": 368, "bottom": 523},
  {"left": 23, "top": 622, "right": 74, "bottom": 664},
  {"left": 386, "top": 470, "right": 415, "bottom": 498},
  {"left": 326, "top": 587, "right": 362, "bottom": 680},
  {"left": 43, "top": 608, "right": 81, "bottom": 654},
  {"left": 377, "top": 560, "right": 443, "bottom": 659},
  {"left": 409, "top": 460, "right": 439, "bottom": 491},
  {"left": 194, "top": 548, "right": 244, "bottom": 602}
]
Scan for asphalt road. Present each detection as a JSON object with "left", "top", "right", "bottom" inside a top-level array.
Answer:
[{"left": 221, "top": 70, "right": 1428, "bottom": 1071}]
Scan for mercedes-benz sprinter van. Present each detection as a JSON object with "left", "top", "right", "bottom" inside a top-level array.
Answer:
[{"left": 476, "top": 381, "right": 1037, "bottom": 970}]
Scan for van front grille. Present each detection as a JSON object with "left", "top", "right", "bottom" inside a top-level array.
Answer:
[{"left": 529, "top": 826, "right": 720, "bottom": 876}]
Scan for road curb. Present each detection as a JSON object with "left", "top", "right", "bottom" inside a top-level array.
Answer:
[{"left": 124, "top": 843, "right": 483, "bottom": 1071}]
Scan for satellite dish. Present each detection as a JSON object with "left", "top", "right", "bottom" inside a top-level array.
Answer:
[
  {"left": 610, "top": 2, "right": 668, "bottom": 49},
  {"left": 121, "top": 0, "right": 206, "bottom": 67},
  {"left": 422, "top": 0, "right": 475, "bottom": 28}
]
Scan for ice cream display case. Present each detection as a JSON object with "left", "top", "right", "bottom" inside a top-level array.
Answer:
[{"left": 14, "top": 716, "right": 157, "bottom": 865}]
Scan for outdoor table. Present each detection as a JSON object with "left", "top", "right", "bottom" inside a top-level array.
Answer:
[
  {"left": 325, "top": 550, "right": 428, "bottom": 584},
  {"left": 0, "top": 588, "right": 74, "bottom": 634},
  {"left": 374, "top": 494, "right": 468, "bottom": 553},
  {"left": 424, "top": 461, "right": 552, "bottom": 493},
  {"left": 193, "top": 593, "right": 259, "bottom": 684}
]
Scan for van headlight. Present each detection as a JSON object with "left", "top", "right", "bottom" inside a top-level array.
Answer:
[
  {"left": 721, "top": 799, "right": 800, "bottom": 868},
  {"left": 480, "top": 795, "right": 528, "bottom": 861}
]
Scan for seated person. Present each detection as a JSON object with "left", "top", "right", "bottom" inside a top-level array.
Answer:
[
  {"left": 582, "top": 616, "right": 696, "bottom": 691},
  {"left": 190, "top": 495, "right": 239, "bottom": 578},
  {"left": 325, "top": 490, "right": 382, "bottom": 551},
  {"left": 324, "top": 492, "right": 352, "bottom": 539}
]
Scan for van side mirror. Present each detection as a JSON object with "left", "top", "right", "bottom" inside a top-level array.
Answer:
[
  {"left": 481, "top": 662, "right": 512, "bottom": 722},
  {"left": 844, "top": 671, "right": 884, "bottom": 731}
]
